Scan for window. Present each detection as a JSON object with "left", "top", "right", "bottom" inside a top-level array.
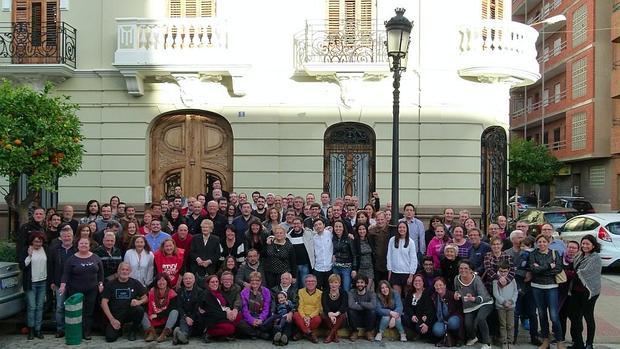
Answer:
[
  {"left": 572, "top": 57, "right": 587, "bottom": 98},
  {"left": 554, "top": 83, "right": 561, "bottom": 103},
  {"left": 553, "top": 38, "right": 562, "bottom": 56},
  {"left": 589, "top": 166, "right": 605, "bottom": 187},
  {"left": 13, "top": 0, "right": 58, "bottom": 47},
  {"left": 572, "top": 5, "right": 587, "bottom": 47},
  {"left": 168, "top": 0, "right": 215, "bottom": 17},
  {"left": 542, "top": 89, "right": 549, "bottom": 106},
  {"left": 324, "top": 122, "right": 375, "bottom": 207},
  {"left": 482, "top": 0, "right": 504, "bottom": 19},
  {"left": 553, "top": 127, "right": 561, "bottom": 149},
  {"left": 327, "top": 0, "right": 374, "bottom": 44},
  {"left": 571, "top": 112, "right": 586, "bottom": 150}
]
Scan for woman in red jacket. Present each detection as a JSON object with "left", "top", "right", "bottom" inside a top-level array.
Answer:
[
  {"left": 144, "top": 273, "right": 179, "bottom": 343},
  {"left": 154, "top": 238, "right": 185, "bottom": 288}
]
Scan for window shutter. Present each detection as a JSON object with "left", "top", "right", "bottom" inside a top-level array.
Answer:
[
  {"left": 46, "top": 1, "right": 57, "bottom": 45},
  {"left": 13, "top": 0, "right": 29, "bottom": 22},
  {"left": 482, "top": 0, "right": 503, "bottom": 20},
  {"left": 184, "top": 0, "right": 197, "bottom": 17},
  {"left": 359, "top": 0, "right": 372, "bottom": 35},
  {"left": 168, "top": 0, "right": 181, "bottom": 17},
  {"left": 200, "top": 0, "right": 214, "bottom": 17},
  {"left": 327, "top": 0, "right": 340, "bottom": 36}
]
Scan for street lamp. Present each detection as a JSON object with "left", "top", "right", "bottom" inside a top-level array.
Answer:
[{"left": 385, "top": 8, "right": 413, "bottom": 226}]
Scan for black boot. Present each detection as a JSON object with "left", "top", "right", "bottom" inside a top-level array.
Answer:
[
  {"left": 27, "top": 328, "right": 34, "bottom": 340},
  {"left": 35, "top": 330, "right": 44, "bottom": 339}
]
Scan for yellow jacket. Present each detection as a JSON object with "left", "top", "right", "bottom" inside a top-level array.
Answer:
[{"left": 297, "top": 288, "right": 323, "bottom": 317}]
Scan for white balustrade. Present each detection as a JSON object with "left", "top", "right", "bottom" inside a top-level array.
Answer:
[
  {"left": 114, "top": 17, "right": 228, "bottom": 66},
  {"left": 458, "top": 19, "right": 540, "bottom": 87}
]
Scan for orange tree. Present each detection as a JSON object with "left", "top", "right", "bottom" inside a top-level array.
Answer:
[{"left": 0, "top": 80, "right": 83, "bottom": 227}]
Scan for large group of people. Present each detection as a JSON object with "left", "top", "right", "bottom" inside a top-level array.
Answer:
[{"left": 16, "top": 184, "right": 602, "bottom": 349}]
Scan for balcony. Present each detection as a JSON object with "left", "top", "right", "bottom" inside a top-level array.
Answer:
[
  {"left": 510, "top": 89, "right": 568, "bottom": 128},
  {"left": 113, "top": 17, "right": 249, "bottom": 97},
  {"left": 0, "top": 22, "right": 77, "bottom": 83},
  {"left": 293, "top": 20, "right": 388, "bottom": 76},
  {"left": 457, "top": 19, "right": 540, "bottom": 87}
]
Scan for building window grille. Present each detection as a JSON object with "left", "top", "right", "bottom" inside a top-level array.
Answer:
[
  {"left": 571, "top": 112, "right": 586, "bottom": 150},
  {"left": 572, "top": 5, "right": 587, "bottom": 47},
  {"left": 572, "top": 57, "right": 587, "bottom": 98}
]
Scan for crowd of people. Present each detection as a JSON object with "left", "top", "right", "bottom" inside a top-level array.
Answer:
[{"left": 16, "top": 183, "right": 602, "bottom": 349}]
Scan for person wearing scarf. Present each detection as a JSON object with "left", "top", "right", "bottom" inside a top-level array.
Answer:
[
  {"left": 568, "top": 235, "right": 602, "bottom": 349},
  {"left": 559, "top": 241, "right": 579, "bottom": 340}
]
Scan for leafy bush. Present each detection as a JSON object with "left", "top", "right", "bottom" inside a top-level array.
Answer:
[{"left": 0, "top": 241, "right": 16, "bottom": 263}]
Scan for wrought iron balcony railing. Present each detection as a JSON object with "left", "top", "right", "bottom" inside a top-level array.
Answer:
[
  {"left": 0, "top": 22, "right": 76, "bottom": 68},
  {"left": 294, "top": 20, "right": 388, "bottom": 72}
]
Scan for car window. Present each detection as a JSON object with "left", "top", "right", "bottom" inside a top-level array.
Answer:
[
  {"left": 544, "top": 212, "right": 573, "bottom": 224},
  {"left": 571, "top": 201, "right": 592, "bottom": 212},
  {"left": 519, "top": 210, "right": 541, "bottom": 223},
  {"left": 581, "top": 218, "right": 600, "bottom": 231},
  {"left": 606, "top": 222, "right": 620, "bottom": 235},
  {"left": 562, "top": 217, "right": 585, "bottom": 232}
]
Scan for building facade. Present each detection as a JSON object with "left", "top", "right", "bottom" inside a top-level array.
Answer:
[
  {"left": 510, "top": 0, "right": 615, "bottom": 211},
  {"left": 0, "top": 0, "right": 539, "bottom": 224}
]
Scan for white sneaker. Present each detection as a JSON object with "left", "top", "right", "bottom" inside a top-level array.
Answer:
[
  {"left": 481, "top": 344, "right": 492, "bottom": 349},
  {"left": 374, "top": 333, "right": 382, "bottom": 342},
  {"left": 400, "top": 333, "right": 407, "bottom": 342},
  {"left": 467, "top": 337, "right": 479, "bottom": 346}
]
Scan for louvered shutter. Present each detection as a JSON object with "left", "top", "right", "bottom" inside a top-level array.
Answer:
[
  {"left": 169, "top": 0, "right": 181, "bottom": 17},
  {"left": 327, "top": 0, "right": 340, "bottom": 38},
  {"left": 46, "top": 1, "right": 57, "bottom": 46},
  {"left": 200, "top": 0, "right": 214, "bottom": 17},
  {"left": 13, "top": 0, "right": 29, "bottom": 22}
]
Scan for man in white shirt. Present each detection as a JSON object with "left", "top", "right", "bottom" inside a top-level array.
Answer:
[{"left": 312, "top": 219, "right": 333, "bottom": 291}]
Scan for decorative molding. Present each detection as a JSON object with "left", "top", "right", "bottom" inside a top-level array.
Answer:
[
  {"left": 0, "top": 65, "right": 75, "bottom": 88},
  {"left": 118, "top": 70, "right": 145, "bottom": 96},
  {"left": 317, "top": 72, "right": 381, "bottom": 108},
  {"left": 172, "top": 73, "right": 224, "bottom": 108}
]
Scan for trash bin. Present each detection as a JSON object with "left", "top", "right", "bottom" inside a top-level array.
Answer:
[{"left": 64, "top": 293, "right": 83, "bottom": 345}]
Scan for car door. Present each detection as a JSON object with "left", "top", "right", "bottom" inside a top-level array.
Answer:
[{"left": 558, "top": 217, "right": 586, "bottom": 243}]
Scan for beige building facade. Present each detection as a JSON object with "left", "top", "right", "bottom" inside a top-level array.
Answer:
[{"left": 0, "top": 0, "right": 540, "bottom": 222}]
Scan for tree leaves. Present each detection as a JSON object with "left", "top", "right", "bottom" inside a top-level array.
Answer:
[
  {"left": 0, "top": 79, "right": 84, "bottom": 192},
  {"left": 509, "top": 138, "right": 561, "bottom": 188}
]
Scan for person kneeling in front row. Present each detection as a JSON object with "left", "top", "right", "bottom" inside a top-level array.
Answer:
[{"left": 100, "top": 262, "right": 147, "bottom": 342}]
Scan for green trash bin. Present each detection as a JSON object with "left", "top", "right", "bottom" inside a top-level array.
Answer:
[{"left": 64, "top": 293, "right": 83, "bottom": 345}]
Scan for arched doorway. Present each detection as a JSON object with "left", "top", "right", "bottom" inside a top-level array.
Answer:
[
  {"left": 481, "top": 126, "right": 507, "bottom": 231},
  {"left": 150, "top": 112, "right": 233, "bottom": 201},
  {"left": 324, "top": 122, "right": 376, "bottom": 206}
]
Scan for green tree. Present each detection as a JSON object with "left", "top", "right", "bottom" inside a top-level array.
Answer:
[
  {"left": 0, "top": 80, "right": 84, "bottom": 227},
  {"left": 509, "top": 138, "right": 562, "bottom": 207}
]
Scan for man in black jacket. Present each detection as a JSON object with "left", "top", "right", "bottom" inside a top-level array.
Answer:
[
  {"left": 48, "top": 225, "right": 76, "bottom": 338},
  {"left": 173, "top": 272, "right": 205, "bottom": 344},
  {"left": 189, "top": 219, "right": 221, "bottom": 285},
  {"left": 205, "top": 200, "right": 227, "bottom": 239},
  {"left": 17, "top": 207, "right": 46, "bottom": 255}
]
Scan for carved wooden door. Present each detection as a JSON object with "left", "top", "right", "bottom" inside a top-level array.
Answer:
[{"left": 150, "top": 113, "right": 232, "bottom": 201}]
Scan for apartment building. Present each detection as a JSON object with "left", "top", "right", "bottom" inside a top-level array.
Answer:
[{"left": 509, "top": 0, "right": 614, "bottom": 210}]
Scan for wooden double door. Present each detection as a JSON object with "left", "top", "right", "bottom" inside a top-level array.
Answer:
[{"left": 150, "top": 113, "right": 233, "bottom": 201}]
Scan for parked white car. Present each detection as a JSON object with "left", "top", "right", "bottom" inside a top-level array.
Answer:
[{"left": 557, "top": 213, "right": 620, "bottom": 268}]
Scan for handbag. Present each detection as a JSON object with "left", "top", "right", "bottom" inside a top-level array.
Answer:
[{"left": 553, "top": 250, "right": 567, "bottom": 284}]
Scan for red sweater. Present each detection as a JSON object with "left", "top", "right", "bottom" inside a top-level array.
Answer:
[
  {"left": 153, "top": 249, "right": 185, "bottom": 286},
  {"left": 147, "top": 288, "right": 177, "bottom": 328},
  {"left": 172, "top": 233, "right": 193, "bottom": 253}
]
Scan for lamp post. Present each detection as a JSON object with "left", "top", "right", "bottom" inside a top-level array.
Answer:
[{"left": 385, "top": 8, "right": 413, "bottom": 226}]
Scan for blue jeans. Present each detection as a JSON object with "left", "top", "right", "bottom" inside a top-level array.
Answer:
[
  {"left": 515, "top": 286, "right": 539, "bottom": 339},
  {"left": 332, "top": 265, "right": 352, "bottom": 291},
  {"left": 432, "top": 315, "right": 461, "bottom": 338},
  {"left": 296, "top": 264, "right": 310, "bottom": 289},
  {"left": 55, "top": 289, "right": 66, "bottom": 331},
  {"left": 26, "top": 280, "right": 47, "bottom": 331},
  {"left": 378, "top": 315, "right": 404, "bottom": 334},
  {"left": 532, "top": 286, "right": 562, "bottom": 342}
]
